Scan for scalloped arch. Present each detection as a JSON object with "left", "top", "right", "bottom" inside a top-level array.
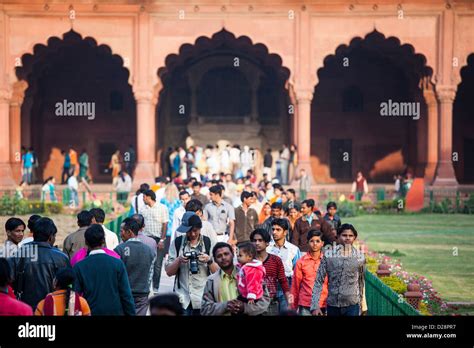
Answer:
[
  {"left": 317, "top": 30, "right": 433, "bottom": 86},
  {"left": 158, "top": 28, "right": 291, "bottom": 86},
  {"left": 16, "top": 30, "right": 131, "bottom": 87}
]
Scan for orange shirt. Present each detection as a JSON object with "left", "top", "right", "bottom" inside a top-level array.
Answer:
[
  {"left": 291, "top": 252, "right": 328, "bottom": 309},
  {"left": 69, "top": 150, "right": 78, "bottom": 165},
  {"left": 35, "top": 290, "right": 91, "bottom": 316}
]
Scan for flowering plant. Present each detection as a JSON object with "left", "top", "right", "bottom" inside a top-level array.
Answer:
[{"left": 367, "top": 250, "right": 448, "bottom": 314}]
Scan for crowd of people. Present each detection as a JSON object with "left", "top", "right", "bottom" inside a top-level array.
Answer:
[
  {"left": 161, "top": 143, "right": 298, "bottom": 185},
  {"left": 0, "top": 170, "right": 368, "bottom": 317}
]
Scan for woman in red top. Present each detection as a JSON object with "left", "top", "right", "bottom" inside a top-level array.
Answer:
[
  {"left": 291, "top": 230, "right": 328, "bottom": 315},
  {"left": 0, "top": 258, "right": 33, "bottom": 316}
]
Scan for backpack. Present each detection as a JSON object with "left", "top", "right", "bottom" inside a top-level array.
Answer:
[{"left": 173, "top": 235, "right": 212, "bottom": 290}]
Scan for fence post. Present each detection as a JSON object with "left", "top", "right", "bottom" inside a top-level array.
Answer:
[{"left": 429, "top": 190, "right": 434, "bottom": 212}]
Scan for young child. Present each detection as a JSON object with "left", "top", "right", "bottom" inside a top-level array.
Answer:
[
  {"left": 236, "top": 242, "right": 266, "bottom": 304},
  {"left": 291, "top": 230, "right": 328, "bottom": 315},
  {"left": 323, "top": 202, "right": 342, "bottom": 232}
]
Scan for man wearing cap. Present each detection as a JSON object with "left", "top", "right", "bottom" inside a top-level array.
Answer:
[{"left": 165, "top": 213, "right": 218, "bottom": 316}]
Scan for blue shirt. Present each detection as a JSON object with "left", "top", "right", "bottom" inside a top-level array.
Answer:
[
  {"left": 160, "top": 198, "right": 182, "bottom": 237},
  {"left": 22, "top": 153, "right": 33, "bottom": 168}
]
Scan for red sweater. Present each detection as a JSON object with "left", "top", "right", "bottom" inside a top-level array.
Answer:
[
  {"left": 0, "top": 292, "right": 33, "bottom": 316},
  {"left": 262, "top": 254, "right": 290, "bottom": 298},
  {"left": 237, "top": 260, "right": 266, "bottom": 300}
]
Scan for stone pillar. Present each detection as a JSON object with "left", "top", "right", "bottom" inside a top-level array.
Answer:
[
  {"left": 133, "top": 89, "right": 156, "bottom": 185},
  {"left": 9, "top": 99, "right": 22, "bottom": 182},
  {"left": 295, "top": 89, "right": 314, "bottom": 178},
  {"left": 423, "top": 88, "right": 438, "bottom": 183},
  {"left": 0, "top": 88, "right": 16, "bottom": 187},
  {"left": 432, "top": 85, "right": 458, "bottom": 186},
  {"left": 10, "top": 81, "right": 27, "bottom": 182}
]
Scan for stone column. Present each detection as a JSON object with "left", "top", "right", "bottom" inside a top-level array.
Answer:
[
  {"left": 432, "top": 85, "right": 458, "bottom": 186},
  {"left": 423, "top": 88, "right": 438, "bottom": 183},
  {"left": 0, "top": 88, "right": 16, "bottom": 187},
  {"left": 295, "top": 89, "right": 314, "bottom": 177},
  {"left": 133, "top": 89, "right": 156, "bottom": 184},
  {"left": 10, "top": 81, "right": 27, "bottom": 182}
]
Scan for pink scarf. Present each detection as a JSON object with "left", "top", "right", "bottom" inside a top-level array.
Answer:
[{"left": 71, "top": 247, "right": 120, "bottom": 266}]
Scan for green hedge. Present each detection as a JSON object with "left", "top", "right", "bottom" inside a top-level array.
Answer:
[
  {"left": 422, "top": 194, "right": 474, "bottom": 214},
  {"left": 323, "top": 199, "right": 404, "bottom": 217},
  {"left": 0, "top": 194, "right": 63, "bottom": 216}
]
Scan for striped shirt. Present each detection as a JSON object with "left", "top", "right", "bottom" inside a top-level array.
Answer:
[{"left": 262, "top": 254, "right": 290, "bottom": 299}]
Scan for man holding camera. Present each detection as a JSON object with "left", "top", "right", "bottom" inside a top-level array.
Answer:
[{"left": 165, "top": 212, "right": 218, "bottom": 316}]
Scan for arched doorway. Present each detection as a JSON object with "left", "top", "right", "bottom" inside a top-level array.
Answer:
[
  {"left": 16, "top": 30, "right": 136, "bottom": 183},
  {"left": 156, "top": 29, "right": 292, "bottom": 172},
  {"left": 311, "top": 30, "right": 432, "bottom": 183},
  {"left": 453, "top": 53, "right": 474, "bottom": 184}
]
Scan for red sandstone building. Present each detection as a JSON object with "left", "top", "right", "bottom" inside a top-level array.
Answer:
[{"left": 0, "top": 0, "right": 473, "bottom": 186}]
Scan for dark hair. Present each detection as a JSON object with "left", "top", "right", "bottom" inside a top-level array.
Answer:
[
  {"left": 27, "top": 215, "right": 41, "bottom": 232},
  {"left": 89, "top": 208, "right": 106, "bottom": 223},
  {"left": 271, "top": 218, "right": 289, "bottom": 231},
  {"left": 5, "top": 217, "right": 26, "bottom": 232},
  {"left": 212, "top": 242, "right": 233, "bottom": 258},
  {"left": 179, "top": 190, "right": 190, "bottom": 198},
  {"left": 326, "top": 201, "right": 337, "bottom": 210},
  {"left": 209, "top": 185, "right": 223, "bottom": 196},
  {"left": 192, "top": 181, "right": 202, "bottom": 188},
  {"left": 315, "top": 210, "right": 322, "bottom": 217},
  {"left": 42, "top": 176, "right": 54, "bottom": 186},
  {"left": 131, "top": 214, "right": 145, "bottom": 230},
  {"left": 149, "top": 294, "right": 183, "bottom": 316},
  {"left": 307, "top": 229, "right": 323, "bottom": 242},
  {"left": 84, "top": 224, "right": 105, "bottom": 248},
  {"left": 55, "top": 267, "right": 75, "bottom": 289},
  {"left": 337, "top": 223, "right": 358, "bottom": 238},
  {"left": 273, "top": 184, "right": 283, "bottom": 191},
  {"left": 77, "top": 210, "right": 93, "bottom": 227},
  {"left": 270, "top": 202, "right": 283, "bottom": 210},
  {"left": 238, "top": 242, "right": 256, "bottom": 259},
  {"left": 55, "top": 267, "right": 76, "bottom": 313},
  {"left": 143, "top": 189, "right": 156, "bottom": 201},
  {"left": 137, "top": 183, "right": 150, "bottom": 195},
  {"left": 185, "top": 199, "right": 203, "bottom": 213},
  {"left": 122, "top": 217, "right": 140, "bottom": 236},
  {"left": 33, "top": 217, "right": 57, "bottom": 242},
  {"left": 250, "top": 228, "right": 271, "bottom": 243},
  {"left": 0, "top": 258, "right": 12, "bottom": 287},
  {"left": 240, "top": 191, "right": 253, "bottom": 202},
  {"left": 287, "top": 188, "right": 296, "bottom": 196},
  {"left": 302, "top": 199, "right": 315, "bottom": 209}
]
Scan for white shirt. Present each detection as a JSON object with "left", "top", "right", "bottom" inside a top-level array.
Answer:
[
  {"left": 155, "top": 187, "right": 166, "bottom": 202},
  {"left": 18, "top": 236, "right": 34, "bottom": 248},
  {"left": 131, "top": 193, "right": 146, "bottom": 214},
  {"left": 141, "top": 202, "right": 169, "bottom": 238},
  {"left": 170, "top": 206, "right": 186, "bottom": 242},
  {"left": 267, "top": 240, "right": 302, "bottom": 277},
  {"left": 67, "top": 176, "right": 78, "bottom": 190},
  {"left": 103, "top": 225, "right": 120, "bottom": 249}
]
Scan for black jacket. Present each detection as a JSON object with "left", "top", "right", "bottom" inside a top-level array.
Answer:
[{"left": 9, "top": 241, "right": 71, "bottom": 309}]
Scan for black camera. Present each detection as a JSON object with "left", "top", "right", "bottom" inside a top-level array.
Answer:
[{"left": 184, "top": 250, "right": 201, "bottom": 274}]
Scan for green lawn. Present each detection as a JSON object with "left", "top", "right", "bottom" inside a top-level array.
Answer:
[{"left": 347, "top": 214, "right": 474, "bottom": 303}]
